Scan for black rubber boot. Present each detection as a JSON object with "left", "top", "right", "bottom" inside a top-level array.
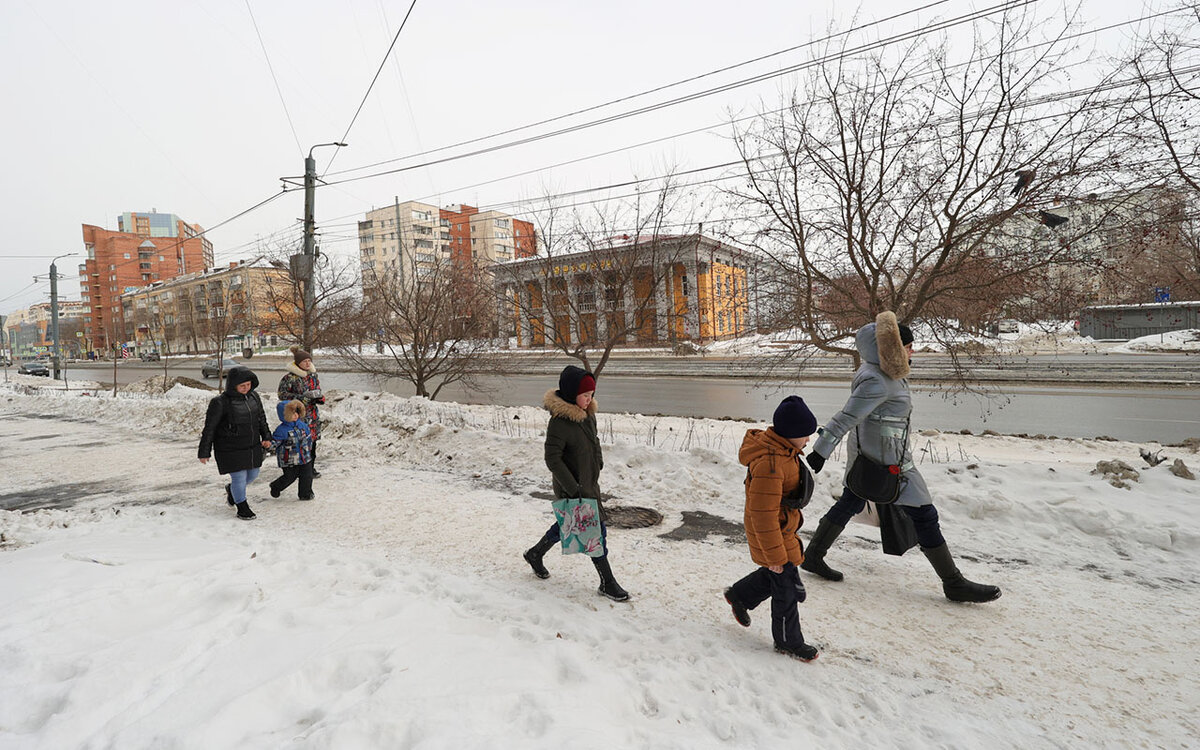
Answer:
[
  {"left": 922, "top": 543, "right": 1001, "bottom": 603},
  {"left": 593, "top": 557, "right": 630, "bottom": 602},
  {"left": 523, "top": 533, "right": 556, "bottom": 579},
  {"left": 235, "top": 501, "right": 256, "bottom": 520},
  {"left": 800, "top": 518, "right": 846, "bottom": 581}
]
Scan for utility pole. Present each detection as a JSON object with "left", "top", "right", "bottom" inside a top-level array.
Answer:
[
  {"left": 298, "top": 141, "right": 346, "bottom": 352},
  {"left": 47, "top": 253, "right": 75, "bottom": 381}
]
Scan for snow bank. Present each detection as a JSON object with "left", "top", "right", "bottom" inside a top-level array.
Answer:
[{"left": 1, "top": 383, "right": 1198, "bottom": 748}]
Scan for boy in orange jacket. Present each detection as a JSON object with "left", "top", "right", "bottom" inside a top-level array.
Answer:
[{"left": 723, "top": 396, "right": 820, "bottom": 661}]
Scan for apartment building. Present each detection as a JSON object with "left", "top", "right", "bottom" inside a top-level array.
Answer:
[
  {"left": 4, "top": 301, "right": 86, "bottom": 358},
  {"left": 358, "top": 199, "right": 536, "bottom": 297},
  {"left": 79, "top": 211, "right": 214, "bottom": 353},
  {"left": 119, "top": 259, "right": 289, "bottom": 356}
]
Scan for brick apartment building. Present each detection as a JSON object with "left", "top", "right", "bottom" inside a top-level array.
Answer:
[
  {"left": 79, "top": 211, "right": 213, "bottom": 353},
  {"left": 358, "top": 199, "right": 535, "bottom": 296}
]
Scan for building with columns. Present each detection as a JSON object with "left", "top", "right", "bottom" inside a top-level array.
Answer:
[{"left": 495, "top": 234, "right": 755, "bottom": 348}]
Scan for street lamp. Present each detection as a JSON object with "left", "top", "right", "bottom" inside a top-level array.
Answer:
[
  {"left": 300, "top": 141, "right": 348, "bottom": 351},
  {"left": 49, "top": 253, "right": 77, "bottom": 381}
]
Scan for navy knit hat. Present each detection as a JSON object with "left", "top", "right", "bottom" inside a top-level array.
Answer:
[{"left": 772, "top": 396, "right": 817, "bottom": 438}]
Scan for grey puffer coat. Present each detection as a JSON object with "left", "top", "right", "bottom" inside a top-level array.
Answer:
[{"left": 810, "top": 312, "right": 933, "bottom": 508}]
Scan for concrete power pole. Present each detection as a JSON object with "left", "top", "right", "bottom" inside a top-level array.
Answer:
[
  {"left": 298, "top": 142, "right": 346, "bottom": 352},
  {"left": 48, "top": 254, "right": 74, "bottom": 380}
]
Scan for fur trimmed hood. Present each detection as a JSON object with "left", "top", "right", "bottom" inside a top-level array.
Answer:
[
  {"left": 286, "top": 361, "right": 316, "bottom": 377},
  {"left": 543, "top": 388, "right": 598, "bottom": 422},
  {"left": 855, "top": 311, "right": 910, "bottom": 380}
]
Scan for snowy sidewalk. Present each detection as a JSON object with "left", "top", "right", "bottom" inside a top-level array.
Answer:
[{"left": 1, "top": 385, "right": 1198, "bottom": 748}]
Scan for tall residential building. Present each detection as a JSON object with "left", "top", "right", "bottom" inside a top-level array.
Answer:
[
  {"left": 358, "top": 199, "right": 536, "bottom": 295},
  {"left": 79, "top": 212, "right": 214, "bottom": 353}
]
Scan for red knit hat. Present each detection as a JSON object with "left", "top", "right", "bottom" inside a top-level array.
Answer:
[{"left": 577, "top": 373, "right": 596, "bottom": 396}]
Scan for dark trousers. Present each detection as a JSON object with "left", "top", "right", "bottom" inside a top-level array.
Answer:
[
  {"left": 538, "top": 520, "right": 609, "bottom": 559},
  {"left": 270, "top": 461, "right": 314, "bottom": 498},
  {"left": 823, "top": 488, "right": 946, "bottom": 548},
  {"left": 728, "top": 563, "right": 804, "bottom": 647}
]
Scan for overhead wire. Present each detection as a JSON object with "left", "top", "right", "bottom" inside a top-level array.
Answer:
[
  {"left": 322, "top": 0, "right": 418, "bottom": 176},
  {"left": 244, "top": 0, "right": 304, "bottom": 156}
]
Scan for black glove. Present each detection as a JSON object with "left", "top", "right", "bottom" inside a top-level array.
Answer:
[{"left": 806, "top": 453, "right": 825, "bottom": 474}]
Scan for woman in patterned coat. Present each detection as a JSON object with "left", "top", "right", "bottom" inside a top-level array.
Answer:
[{"left": 278, "top": 346, "right": 325, "bottom": 477}]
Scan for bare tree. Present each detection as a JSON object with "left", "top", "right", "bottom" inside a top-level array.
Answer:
[
  {"left": 1124, "top": 3, "right": 1200, "bottom": 299},
  {"left": 726, "top": 8, "right": 1131, "bottom": 373},
  {"left": 337, "top": 254, "right": 505, "bottom": 400},
  {"left": 494, "top": 177, "right": 693, "bottom": 375},
  {"left": 257, "top": 241, "right": 360, "bottom": 351}
]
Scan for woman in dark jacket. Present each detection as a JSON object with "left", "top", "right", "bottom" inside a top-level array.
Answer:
[
  {"left": 198, "top": 366, "right": 272, "bottom": 520},
  {"left": 522, "top": 365, "right": 629, "bottom": 602},
  {"left": 278, "top": 346, "right": 325, "bottom": 477}
]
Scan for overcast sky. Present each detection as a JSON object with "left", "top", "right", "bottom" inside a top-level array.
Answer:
[{"left": 0, "top": 0, "right": 1151, "bottom": 316}]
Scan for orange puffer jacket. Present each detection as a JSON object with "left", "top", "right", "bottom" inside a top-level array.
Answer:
[{"left": 739, "top": 427, "right": 806, "bottom": 568}]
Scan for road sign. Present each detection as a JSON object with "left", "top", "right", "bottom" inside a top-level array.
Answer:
[{"left": 1154, "top": 287, "right": 1171, "bottom": 303}]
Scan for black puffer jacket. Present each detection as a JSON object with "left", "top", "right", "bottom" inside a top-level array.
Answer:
[{"left": 198, "top": 367, "right": 272, "bottom": 474}]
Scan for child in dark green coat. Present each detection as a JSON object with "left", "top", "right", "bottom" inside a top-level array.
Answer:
[{"left": 522, "top": 365, "right": 629, "bottom": 602}]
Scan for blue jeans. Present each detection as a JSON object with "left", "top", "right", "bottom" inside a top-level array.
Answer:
[{"left": 229, "top": 468, "right": 261, "bottom": 503}]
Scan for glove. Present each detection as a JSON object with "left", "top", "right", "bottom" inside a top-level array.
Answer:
[
  {"left": 806, "top": 453, "right": 825, "bottom": 474},
  {"left": 795, "top": 576, "right": 807, "bottom": 604}
]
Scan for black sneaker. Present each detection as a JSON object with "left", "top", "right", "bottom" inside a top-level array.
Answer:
[
  {"left": 235, "top": 501, "right": 256, "bottom": 520},
  {"left": 774, "top": 642, "right": 819, "bottom": 662},
  {"left": 311, "top": 470, "right": 322, "bottom": 479},
  {"left": 724, "top": 588, "right": 751, "bottom": 627},
  {"left": 298, "top": 494, "right": 315, "bottom": 501},
  {"left": 225, "top": 484, "right": 235, "bottom": 506}
]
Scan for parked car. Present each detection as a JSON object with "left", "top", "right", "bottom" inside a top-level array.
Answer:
[
  {"left": 200, "top": 358, "right": 239, "bottom": 379},
  {"left": 141, "top": 351, "right": 162, "bottom": 362},
  {"left": 19, "top": 361, "right": 50, "bottom": 376}
]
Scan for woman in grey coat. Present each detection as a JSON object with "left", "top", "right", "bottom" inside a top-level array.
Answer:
[{"left": 802, "top": 311, "right": 1000, "bottom": 603}]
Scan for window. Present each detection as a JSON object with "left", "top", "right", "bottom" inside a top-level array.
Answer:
[{"left": 123, "top": 253, "right": 131, "bottom": 259}]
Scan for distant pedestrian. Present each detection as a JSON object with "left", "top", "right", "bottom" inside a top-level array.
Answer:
[
  {"left": 522, "top": 365, "right": 629, "bottom": 602},
  {"left": 278, "top": 346, "right": 325, "bottom": 477},
  {"left": 802, "top": 311, "right": 1001, "bottom": 603},
  {"left": 198, "top": 366, "right": 272, "bottom": 520},
  {"left": 268, "top": 399, "right": 315, "bottom": 501},
  {"left": 723, "top": 396, "right": 821, "bottom": 662}
]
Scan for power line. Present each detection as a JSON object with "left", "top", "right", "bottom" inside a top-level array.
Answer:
[
  {"left": 244, "top": 0, "right": 304, "bottom": 156},
  {"left": 322, "top": 0, "right": 418, "bottom": 176},
  {"left": 326, "top": 0, "right": 959, "bottom": 178}
]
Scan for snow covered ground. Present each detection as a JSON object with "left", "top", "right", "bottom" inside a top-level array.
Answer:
[{"left": 1, "top": 380, "right": 1198, "bottom": 749}]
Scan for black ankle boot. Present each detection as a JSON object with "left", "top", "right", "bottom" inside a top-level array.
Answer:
[
  {"left": 800, "top": 518, "right": 846, "bottom": 581},
  {"left": 592, "top": 557, "right": 629, "bottom": 602},
  {"left": 235, "top": 501, "right": 256, "bottom": 520},
  {"left": 922, "top": 543, "right": 1001, "bottom": 603},
  {"left": 523, "top": 533, "right": 556, "bottom": 579},
  {"left": 225, "top": 484, "right": 235, "bottom": 506}
]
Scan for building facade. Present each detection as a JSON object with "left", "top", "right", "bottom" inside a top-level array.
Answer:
[
  {"left": 4, "top": 301, "right": 86, "bottom": 359},
  {"left": 496, "top": 234, "right": 753, "bottom": 348},
  {"left": 79, "top": 212, "right": 214, "bottom": 353},
  {"left": 358, "top": 199, "right": 535, "bottom": 297},
  {"left": 119, "top": 260, "right": 290, "bottom": 356}
]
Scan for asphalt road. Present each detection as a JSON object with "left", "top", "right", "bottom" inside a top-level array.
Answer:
[{"left": 36, "top": 354, "right": 1200, "bottom": 443}]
